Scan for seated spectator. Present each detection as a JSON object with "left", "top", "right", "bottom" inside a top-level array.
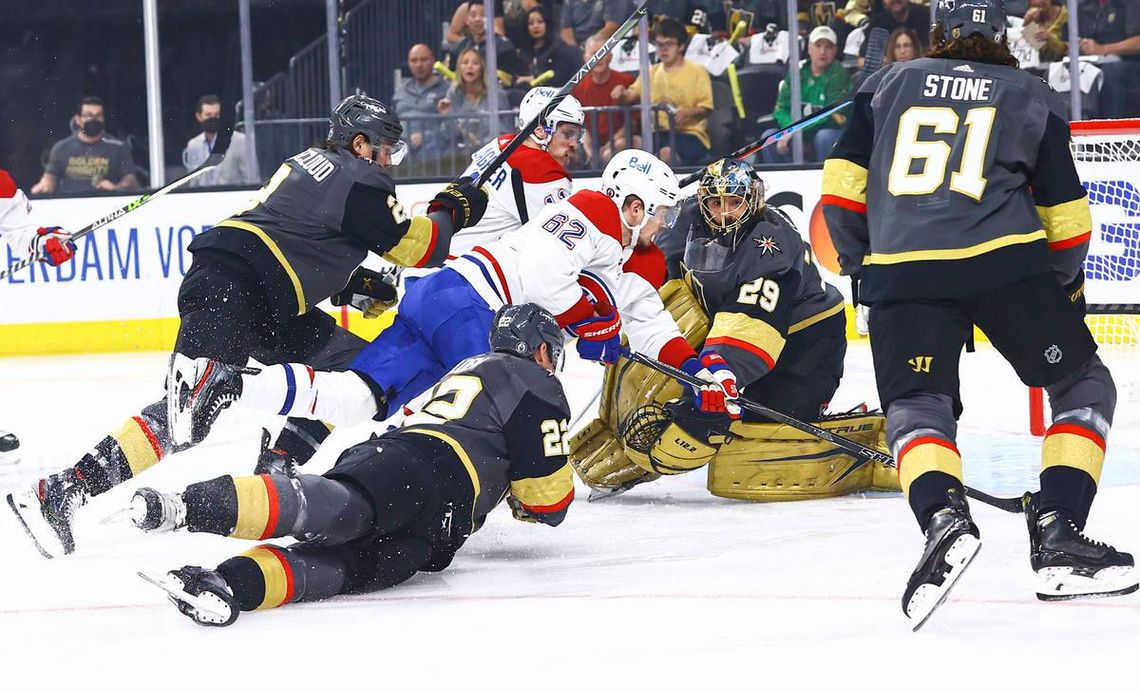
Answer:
[
  {"left": 862, "top": 0, "right": 930, "bottom": 55},
  {"left": 612, "top": 17, "right": 714, "bottom": 166},
  {"left": 561, "top": 0, "right": 631, "bottom": 46},
  {"left": 393, "top": 44, "right": 451, "bottom": 160},
  {"left": 884, "top": 26, "right": 921, "bottom": 64},
  {"left": 517, "top": 6, "right": 583, "bottom": 88},
  {"left": 1076, "top": 0, "right": 1140, "bottom": 118},
  {"left": 439, "top": 47, "right": 491, "bottom": 149},
  {"left": 183, "top": 95, "right": 259, "bottom": 187},
  {"left": 456, "top": 0, "right": 525, "bottom": 78},
  {"left": 1022, "top": 0, "right": 1069, "bottom": 63},
  {"left": 762, "top": 25, "right": 851, "bottom": 164},
  {"left": 31, "top": 96, "right": 138, "bottom": 195},
  {"left": 572, "top": 32, "right": 637, "bottom": 164}
]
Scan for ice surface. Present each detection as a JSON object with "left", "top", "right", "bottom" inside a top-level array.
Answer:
[{"left": 1, "top": 343, "right": 1136, "bottom": 689}]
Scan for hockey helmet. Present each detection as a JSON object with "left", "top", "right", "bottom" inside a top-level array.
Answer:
[
  {"left": 327, "top": 95, "right": 407, "bottom": 165},
  {"left": 517, "top": 87, "right": 586, "bottom": 149},
  {"left": 697, "top": 158, "right": 765, "bottom": 236},
  {"left": 489, "top": 303, "right": 565, "bottom": 371},
  {"left": 600, "top": 149, "right": 682, "bottom": 247},
  {"left": 934, "top": 0, "right": 1006, "bottom": 42}
]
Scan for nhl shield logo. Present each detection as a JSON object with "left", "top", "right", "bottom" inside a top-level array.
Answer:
[{"left": 1044, "top": 344, "right": 1063, "bottom": 364}]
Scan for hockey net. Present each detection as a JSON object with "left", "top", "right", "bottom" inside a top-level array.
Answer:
[{"left": 1029, "top": 119, "right": 1140, "bottom": 435}]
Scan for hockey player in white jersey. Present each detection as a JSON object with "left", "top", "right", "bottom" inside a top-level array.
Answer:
[
  {"left": 1, "top": 168, "right": 75, "bottom": 464},
  {"left": 449, "top": 87, "right": 584, "bottom": 255},
  {"left": 170, "top": 150, "right": 743, "bottom": 447}
]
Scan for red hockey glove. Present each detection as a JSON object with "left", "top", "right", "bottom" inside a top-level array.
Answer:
[
  {"left": 680, "top": 350, "right": 741, "bottom": 419},
  {"left": 32, "top": 226, "right": 76, "bottom": 266},
  {"left": 569, "top": 308, "right": 622, "bottom": 364}
]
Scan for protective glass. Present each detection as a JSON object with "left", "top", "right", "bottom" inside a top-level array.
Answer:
[
  {"left": 376, "top": 139, "right": 408, "bottom": 167},
  {"left": 551, "top": 122, "right": 585, "bottom": 143}
]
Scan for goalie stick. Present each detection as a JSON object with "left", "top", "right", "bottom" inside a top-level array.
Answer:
[
  {"left": 677, "top": 27, "right": 889, "bottom": 189},
  {"left": 1, "top": 127, "right": 235, "bottom": 281},
  {"left": 474, "top": 1, "right": 649, "bottom": 188},
  {"left": 625, "top": 349, "right": 1026, "bottom": 513}
]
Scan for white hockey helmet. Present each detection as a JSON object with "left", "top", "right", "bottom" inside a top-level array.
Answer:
[
  {"left": 600, "top": 149, "right": 682, "bottom": 246},
  {"left": 516, "top": 87, "right": 586, "bottom": 148}
]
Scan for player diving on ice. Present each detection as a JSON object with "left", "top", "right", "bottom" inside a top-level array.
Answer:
[
  {"left": 7, "top": 95, "right": 490, "bottom": 558},
  {"left": 822, "top": 0, "right": 1136, "bottom": 628},
  {"left": 166, "top": 150, "right": 744, "bottom": 470},
  {"left": 126, "top": 304, "right": 574, "bottom": 627}
]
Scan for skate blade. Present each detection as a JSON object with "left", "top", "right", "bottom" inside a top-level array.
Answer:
[
  {"left": 1036, "top": 565, "right": 1139, "bottom": 601},
  {"left": 100, "top": 505, "right": 138, "bottom": 526},
  {"left": 907, "top": 534, "right": 982, "bottom": 632},
  {"left": 6, "top": 492, "right": 59, "bottom": 560},
  {"left": 138, "top": 571, "right": 234, "bottom": 625}
]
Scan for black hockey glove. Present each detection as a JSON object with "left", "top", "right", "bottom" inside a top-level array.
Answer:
[
  {"left": 429, "top": 177, "right": 488, "bottom": 230},
  {"left": 331, "top": 266, "right": 399, "bottom": 318},
  {"left": 1064, "top": 271, "right": 1086, "bottom": 315}
]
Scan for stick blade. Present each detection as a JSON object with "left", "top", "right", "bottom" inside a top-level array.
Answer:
[{"left": 863, "top": 27, "right": 890, "bottom": 75}]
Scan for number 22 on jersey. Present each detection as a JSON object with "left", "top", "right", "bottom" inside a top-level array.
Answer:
[{"left": 887, "top": 106, "right": 996, "bottom": 201}]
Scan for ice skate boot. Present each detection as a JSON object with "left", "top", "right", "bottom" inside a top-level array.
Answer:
[
  {"left": 252, "top": 428, "right": 297, "bottom": 477},
  {"left": 167, "top": 353, "right": 254, "bottom": 447},
  {"left": 103, "top": 487, "right": 187, "bottom": 532},
  {"left": 6, "top": 469, "right": 89, "bottom": 558},
  {"left": 139, "top": 566, "right": 239, "bottom": 627},
  {"left": 0, "top": 428, "right": 20, "bottom": 464},
  {"left": 901, "top": 488, "right": 982, "bottom": 631},
  {"left": 1025, "top": 493, "right": 1138, "bottom": 601}
]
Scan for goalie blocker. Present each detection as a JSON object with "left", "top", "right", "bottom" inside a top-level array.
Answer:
[{"left": 569, "top": 280, "right": 899, "bottom": 500}]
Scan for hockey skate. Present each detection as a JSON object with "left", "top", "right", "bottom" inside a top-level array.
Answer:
[
  {"left": 167, "top": 353, "right": 254, "bottom": 447},
  {"left": 1024, "top": 493, "right": 1138, "bottom": 601},
  {"left": 901, "top": 488, "right": 982, "bottom": 631},
  {"left": 253, "top": 428, "right": 298, "bottom": 477},
  {"left": 0, "top": 428, "right": 20, "bottom": 464},
  {"left": 6, "top": 469, "right": 89, "bottom": 558},
  {"left": 139, "top": 566, "right": 239, "bottom": 627},
  {"left": 103, "top": 487, "right": 187, "bottom": 533}
]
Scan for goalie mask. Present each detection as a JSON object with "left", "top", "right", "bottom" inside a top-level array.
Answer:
[
  {"left": 327, "top": 95, "right": 407, "bottom": 166},
  {"left": 697, "top": 158, "right": 764, "bottom": 238},
  {"left": 934, "top": 0, "right": 1007, "bottom": 42},
  {"left": 489, "top": 303, "right": 565, "bottom": 372}
]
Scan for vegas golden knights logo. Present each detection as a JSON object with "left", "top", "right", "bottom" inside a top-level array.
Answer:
[{"left": 908, "top": 356, "right": 933, "bottom": 373}]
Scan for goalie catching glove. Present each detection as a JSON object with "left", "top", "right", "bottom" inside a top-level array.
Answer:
[
  {"left": 31, "top": 226, "right": 76, "bottom": 266},
  {"left": 331, "top": 266, "right": 399, "bottom": 318},
  {"left": 429, "top": 177, "right": 489, "bottom": 229},
  {"left": 680, "top": 350, "right": 740, "bottom": 419}
]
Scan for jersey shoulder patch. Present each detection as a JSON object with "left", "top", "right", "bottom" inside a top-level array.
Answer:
[
  {"left": 567, "top": 189, "right": 623, "bottom": 247},
  {"left": 507, "top": 145, "right": 572, "bottom": 184}
]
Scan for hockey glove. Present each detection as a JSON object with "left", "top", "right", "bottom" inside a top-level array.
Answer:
[
  {"left": 1064, "top": 271, "right": 1086, "bottom": 315},
  {"left": 570, "top": 309, "right": 623, "bottom": 365},
  {"left": 680, "top": 350, "right": 741, "bottom": 419},
  {"left": 31, "top": 226, "right": 76, "bottom": 266},
  {"left": 331, "top": 266, "right": 399, "bottom": 318},
  {"left": 505, "top": 494, "right": 539, "bottom": 523},
  {"left": 429, "top": 178, "right": 488, "bottom": 230}
]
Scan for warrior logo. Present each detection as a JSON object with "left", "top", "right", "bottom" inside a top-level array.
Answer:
[{"left": 1044, "top": 344, "right": 1063, "bottom": 364}]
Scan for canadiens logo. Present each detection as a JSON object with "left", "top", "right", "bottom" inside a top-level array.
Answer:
[{"left": 754, "top": 235, "right": 781, "bottom": 255}]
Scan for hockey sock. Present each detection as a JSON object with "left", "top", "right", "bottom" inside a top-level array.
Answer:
[
  {"left": 236, "top": 364, "right": 379, "bottom": 426},
  {"left": 74, "top": 401, "right": 173, "bottom": 497},
  {"left": 1039, "top": 419, "right": 1105, "bottom": 529},
  {"left": 896, "top": 435, "right": 964, "bottom": 529},
  {"left": 274, "top": 417, "right": 334, "bottom": 467},
  {"left": 183, "top": 474, "right": 301, "bottom": 539},
  {"left": 217, "top": 543, "right": 349, "bottom": 611}
]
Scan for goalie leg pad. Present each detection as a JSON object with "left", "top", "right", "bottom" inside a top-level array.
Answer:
[{"left": 568, "top": 419, "right": 659, "bottom": 490}]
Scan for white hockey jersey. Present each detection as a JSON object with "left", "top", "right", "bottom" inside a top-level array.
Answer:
[
  {"left": 447, "top": 189, "right": 698, "bottom": 368},
  {"left": 0, "top": 169, "right": 38, "bottom": 255},
  {"left": 452, "top": 134, "right": 572, "bottom": 256}
]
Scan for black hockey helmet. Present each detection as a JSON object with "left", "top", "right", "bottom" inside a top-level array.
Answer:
[
  {"left": 934, "top": 0, "right": 1006, "bottom": 42},
  {"left": 327, "top": 95, "right": 405, "bottom": 158},
  {"left": 489, "top": 303, "right": 565, "bottom": 370}
]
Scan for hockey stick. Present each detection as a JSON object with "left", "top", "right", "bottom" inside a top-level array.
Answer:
[
  {"left": 677, "top": 27, "right": 889, "bottom": 189},
  {"left": 474, "top": 1, "right": 649, "bottom": 188},
  {"left": 2, "top": 127, "right": 234, "bottom": 281},
  {"left": 625, "top": 350, "right": 1025, "bottom": 513}
]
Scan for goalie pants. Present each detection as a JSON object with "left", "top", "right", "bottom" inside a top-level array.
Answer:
[
  {"left": 740, "top": 313, "right": 847, "bottom": 422},
  {"left": 71, "top": 251, "right": 367, "bottom": 498},
  {"left": 213, "top": 433, "right": 474, "bottom": 611},
  {"left": 868, "top": 271, "right": 1107, "bottom": 528}
]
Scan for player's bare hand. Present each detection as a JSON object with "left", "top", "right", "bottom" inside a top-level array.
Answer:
[{"left": 1079, "top": 38, "right": 1104, "bottom": 56}]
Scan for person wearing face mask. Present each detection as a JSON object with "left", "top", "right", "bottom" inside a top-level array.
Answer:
[
  {"left": 183, "top": 94, "right": 260, "bottom": 187},
  {"left": 8, "top": 95, "right": 489, "bottom": 559},
  {"left": 31, "top": 96, "right": 138, "bottom": 195}
]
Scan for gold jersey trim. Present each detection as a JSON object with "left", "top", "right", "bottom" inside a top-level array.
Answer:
[
  {"left": 821, "top": 158, "right": 869, "bottom": 205},
  {"left": 863, "top": 230, "right": 1046, "bottom": 266},
  {"left": 403, "top": 428, "right": 481, "bottom": 524},
  {"left": 1036, "top": 195, "right": 1093, "bottom": 244},
  {"left": 787, "top": 302, "right": 845, "bottom": 335},
  {"left": 215, "top": 220, "right": 308, "bottom": 315}
]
